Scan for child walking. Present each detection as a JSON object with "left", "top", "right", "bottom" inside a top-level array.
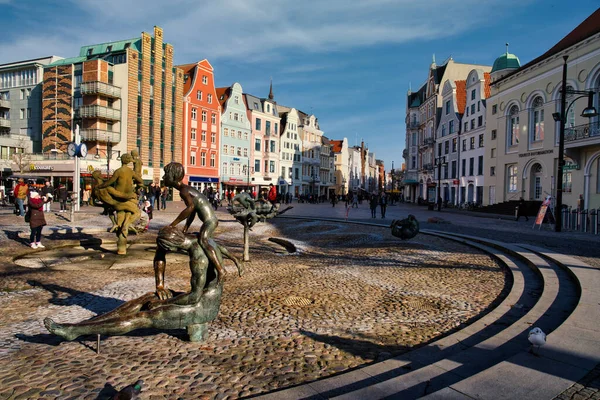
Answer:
[{"left": 28, "top": 191, "right": 47, "bottom": 249}]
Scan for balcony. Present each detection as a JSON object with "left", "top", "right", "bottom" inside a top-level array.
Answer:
[
  {"left": 0, "top": 99, "right": 10, "bottom": 109},
  {"left": 565, "top": 121, "right": 600, "bottom": 144},
  {"left": 80, "top": 81, "right": 122, "bottom": 98},
  {"left": 422, "top": 163, "right": 434, "bottom": 172},
  {"left": 0, "top": 118, "right": 10, "bottom": 128},
  {"left": 402, "top": 149, "right": 408, "bottom": 159},
  {"left": 80, "top": 129, "right": 121, "bottom": 144},
  {"left": 420, "top": 137, "right": 434, "bottom": 149},
  {"left": 408, "top": 121, "right": 420, "bottom": 129},
  {"left": 79, "top": 105, "right": 121, "bottom": 121}
]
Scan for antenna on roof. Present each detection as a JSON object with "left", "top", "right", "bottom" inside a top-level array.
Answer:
[{"left": 506, "top": 42, "right": 509, "bottom": 54}]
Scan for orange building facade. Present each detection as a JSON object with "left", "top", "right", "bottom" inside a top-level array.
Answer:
[{"left": 178, "top": 60, "right": 221, "bottom": 191}]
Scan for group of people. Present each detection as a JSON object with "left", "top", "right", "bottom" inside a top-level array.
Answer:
[
  {"left": 138, "top": 183, "right": 168, "bottom": 211},
  {"left": 13, "top": 179, "right": 70, "bottom": 217}
]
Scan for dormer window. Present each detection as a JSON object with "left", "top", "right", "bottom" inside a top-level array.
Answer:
[
  {"left": 87, "top": 49, "right": 93, "bottom": 56},
  {"left": 124, "top": 43, "right": 131, "bottom": 49},
  {"left": 106, "top": 46, "right": 112, "bottom": 52}
]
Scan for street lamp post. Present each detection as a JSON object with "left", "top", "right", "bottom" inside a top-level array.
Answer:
[
  {"left": 436, "top": 155, "right": 447, "bottom": 211},
  {"left": 553, "top": 55, "right": 598, "bottom": 232}
]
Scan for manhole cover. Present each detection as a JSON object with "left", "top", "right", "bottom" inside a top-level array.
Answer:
[
  {"left": 403, "top": 299, "right": 439, "bottom": 311},
  {"left": 282, "top": 296, "right": 313, "bottom": 306}
]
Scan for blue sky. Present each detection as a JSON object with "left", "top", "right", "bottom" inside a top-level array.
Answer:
[{"left": 0, "top": 0, "right": 598, "bottom": 171}]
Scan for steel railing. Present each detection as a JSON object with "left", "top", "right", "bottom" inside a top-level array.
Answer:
[{"left": 559, "top": 207, "right": 600, "bottom": 234}]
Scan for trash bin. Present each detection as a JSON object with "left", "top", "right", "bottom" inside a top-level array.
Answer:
[{"left": 515, "top": 206, "right": 519, "bottom": 220}]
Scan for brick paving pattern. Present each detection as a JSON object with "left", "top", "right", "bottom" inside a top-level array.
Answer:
[{"left": 0, "top": 200, "right": 598, "bottom": 399}]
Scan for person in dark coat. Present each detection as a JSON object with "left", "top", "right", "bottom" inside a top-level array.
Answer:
[
  {"left": 370, "top": 194, "right": 378, "bottom": 218},
  {"left": 28, "top": 191, "right": 47, "bottom": 248},
  {"left": 516, "top": 197, "right": 529, "bottom": 221},
  {"left": 57, "top": 184, "right": 68, "bottom": 213}
]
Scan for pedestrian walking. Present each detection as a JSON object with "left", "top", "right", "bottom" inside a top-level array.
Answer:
[
  {"left": 41, "top": 180, "right": 54, "bottom": 212},
  {"left": 161, "top": 186, "right": 168, "bottom": 210},
  {"left": 369, "top": 194, "right": 378, "bottom": 218},
  {"left": 352, "top": 194, "right": 358, "bottom": 208},
  {"left": 14, "top": 178, "right": 29, "bottom": 216},
  {"left": 516, "top": 197, "right": 529, "bottom": 221},
  {"left": 57, "top": 184, "right": 68, "bottom": 212},
  {"left": 268, "top": 183, "right": 277, "bottom": 211},
  {"left": 380, "top": 192, "right": 387, "bottom": 218},
  {"left": 154, "top": 184, "right": 162, "bottom": 210},
  {"left": 27, "top": 191, "right": 47, "bottom": 249}
]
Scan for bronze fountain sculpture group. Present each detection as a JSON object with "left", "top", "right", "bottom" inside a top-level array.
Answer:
[{"left": 43, "top": 156, "right": 418, "bottom": 342}]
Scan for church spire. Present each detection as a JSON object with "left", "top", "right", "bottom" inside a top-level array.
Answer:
[{"left": 268, "top": 77, "right": 274, "bottom": 100}]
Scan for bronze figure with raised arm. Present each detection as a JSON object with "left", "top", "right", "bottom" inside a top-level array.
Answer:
[{"left": 163, "top": 162, "right": 227, "bottom": 283}]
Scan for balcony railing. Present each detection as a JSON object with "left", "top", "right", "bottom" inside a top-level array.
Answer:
[
  {"left": 0, "top": 99, "right": 10, "bottom": 109},
  {"left": 80, "top": 81, "right": 122, "bottom": 98},
  {"left": 408, "top": 121, "right": 420, "bottom": 129},
  {"left": 79, "top": 105, "right": 121, "bottom": 121},
  {"left": 424, "top": 137, "right": 434, "bottom": 145},
  {"left": 80, "top": 129, "right": 121, "bottom": 144},
  {"left": 0, "top": 118, "right": 10, "bottom": 128},
  {"left": 564, "top": 121, "right": 600, "bottom": 143}
]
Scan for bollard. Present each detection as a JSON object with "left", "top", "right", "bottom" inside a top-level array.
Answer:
[
  {"left": 581, "top": 209, "right": 588, "bottom": 232},
  {"left": 564, "top": 207, "right": 571, "bottom": 230}
]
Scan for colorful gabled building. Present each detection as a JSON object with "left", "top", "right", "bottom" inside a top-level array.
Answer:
[
  {"left": 178, "top": 60, "right": 220, "bottom": 192},
  {"left": 217, "top": 83, "right": 252, "bottom": 193}
]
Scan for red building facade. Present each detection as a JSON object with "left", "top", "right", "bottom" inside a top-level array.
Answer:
[{"left": 178, "top": 60, "right": 220, "bottom": 191}]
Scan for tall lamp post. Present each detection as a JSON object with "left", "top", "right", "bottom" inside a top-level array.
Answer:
[
  {"left": 391, "top": 160, "right": 395, "bottom": 194},
  {"left": 436, "top": 155, "right": 447, "bottom": 211},
  {"left": 552, "top": 55, "right": 598, "bottom": 232}
]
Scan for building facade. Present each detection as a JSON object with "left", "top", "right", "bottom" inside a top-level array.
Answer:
[
  {"left": 298, "top": 112, "right": 323, "bottom": 196},
  {"left": 217, "top": 83, "right": 252, "bottom": 192},
  {"left": 485, "top": 9, "right": 600, "bottom": 209},
  {"left": 330, "top": 138, "right": 349, "bottom": 196},
  {"left": 16, "top": 26, "right": 183, "bottom": 188},
  {"left": 179, "top": 59, "right": 220, "bottom": 191},
  {"left": 0, "top": 56, "right": 63, "bottom": 171},
  {"left": 278, "top": 106, "right": 302, "bottom": 197},
  {"left": 244, "top": 85, "right": 280, "bottom": 197}
]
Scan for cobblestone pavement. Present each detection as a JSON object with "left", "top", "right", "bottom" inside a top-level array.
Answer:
[{"left": 0, "top": 201, "right": 597, "bottom": 399}]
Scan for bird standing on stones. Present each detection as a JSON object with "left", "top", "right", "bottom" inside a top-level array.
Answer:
[
  {"left": 528, "top": 327, "right": 546, "bottom": 355},
  {"left": 113, "top": 379, "right": 143, "bottom": 400}
]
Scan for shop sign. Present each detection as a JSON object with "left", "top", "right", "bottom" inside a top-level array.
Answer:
[
  {"left": 29, "top": 164, "right": 54, "bottom": 171},
  {"left": 452, "top": 179, "right": 459, "bottom": 185},
  {"left": 519, "top": 149, "right": 554, "bottom": 158}
]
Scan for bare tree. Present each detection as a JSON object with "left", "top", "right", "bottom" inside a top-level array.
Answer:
[{"left": 11, "top": 136, "right": 33, "bottom": 173}]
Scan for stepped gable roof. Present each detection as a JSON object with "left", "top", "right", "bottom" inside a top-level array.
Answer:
[
  {"left": 483, "top": 72, "right": 491, "bottom": 98},
  {"left": 497, "top": 7, "right": 600, "bottom": 83},
  {"left": 455, "top": 80, "right": 467, "bottom": 114},
  {"left": 330, "top": 140, "right": 343, "bottom": 153}
]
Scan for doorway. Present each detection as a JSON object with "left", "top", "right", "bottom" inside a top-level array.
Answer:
[{"left": 530, "top": 163, "right": 543, "bottom": 200}]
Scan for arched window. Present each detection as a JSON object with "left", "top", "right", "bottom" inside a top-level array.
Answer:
[
  {"left": 531, "top": 97, "right": 544, "bottom": 142},
  {"left": 507, "top": 165, "right": 518, "bottom": 192},
  {"left": 508, "top": 105, "right": 519, "bottom": 147}
]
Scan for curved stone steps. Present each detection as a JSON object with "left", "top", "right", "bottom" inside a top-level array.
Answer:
[{"left": 257, "top": 223, "right": 584, "bottom": 400}]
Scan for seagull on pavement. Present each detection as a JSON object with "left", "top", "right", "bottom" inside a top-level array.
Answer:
[{"left": 528, "top": 327, "right": 546, "bottom": 355}]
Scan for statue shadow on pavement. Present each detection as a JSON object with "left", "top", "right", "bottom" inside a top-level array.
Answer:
[{"left": 27, "top": 280, "right": 125, "bottom": 316}]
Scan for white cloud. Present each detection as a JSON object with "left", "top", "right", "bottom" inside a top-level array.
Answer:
[{"left": 0, "top": 0, "right": 531, "bottom": 64}]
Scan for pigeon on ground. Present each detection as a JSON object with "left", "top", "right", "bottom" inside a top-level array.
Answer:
[
  {"left": 528, "top": 327, "right": 546, "bottom": 355},
  {"left": 113, "top": 379, "right": 143, "bottom": 400}
]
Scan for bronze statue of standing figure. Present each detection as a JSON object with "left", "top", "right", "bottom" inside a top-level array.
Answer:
[{"left": 92, "top": 151, "right": 144, "bottom": 254}]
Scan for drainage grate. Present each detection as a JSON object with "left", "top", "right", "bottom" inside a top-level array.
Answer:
[{"left": 282, "top": 296, "right": 313, "bottom": 306}]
